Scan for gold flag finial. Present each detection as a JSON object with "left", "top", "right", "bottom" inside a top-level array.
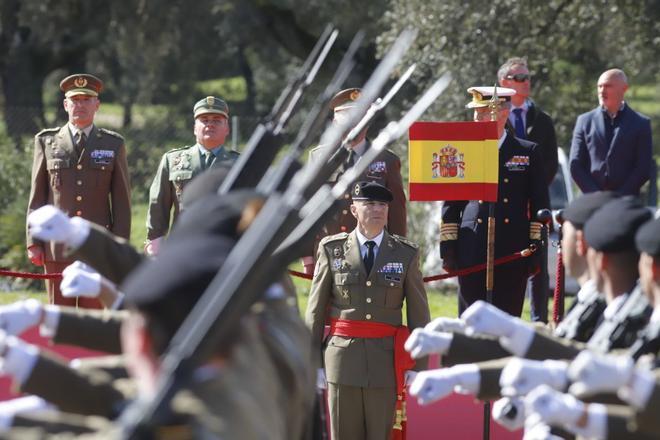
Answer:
[{"left": 489, "top": 84, "right": 499, "bottom": 121}]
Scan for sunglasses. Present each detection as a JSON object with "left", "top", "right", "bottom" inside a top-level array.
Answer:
[{"left": 504, "top": 73, "right": 531, "bottom": 82}]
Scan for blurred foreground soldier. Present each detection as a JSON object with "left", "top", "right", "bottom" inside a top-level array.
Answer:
[
  {"left": 26, "top": 73, "right": 131, "bottom": 308},
  {"left": 301, "top": 88, "right": 407, "bottom": 275},
  {"left": 306, "top": 181, "right": 429, "bottom": 440},
  {"left": 145, "top": 96, "right": 238, "bottom": 255},
  {"left": 441, "top": 86, "right": 550, "bottom": 317},
  {"left": 498, "top": 57, "right": 559, "bottom": 323}
]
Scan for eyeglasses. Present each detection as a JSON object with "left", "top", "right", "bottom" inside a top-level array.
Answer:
[{"left": 504, "top": 73, "right": 531, "bottom": 82}]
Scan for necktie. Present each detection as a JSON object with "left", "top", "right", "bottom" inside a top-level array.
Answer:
[
  {"left": 75, "top": 131, "right": 86, "bottom": 157},
  {"left": 513, "top": 108, "right": 526, "bottom": 139},
  {"left": 363, "top": 241, "right": 376, "bottom": 274},
  {"left": 346, "top": 149, "right": 356, "bottom": 168},
  {"left": 204, "top": 151, "right": 214, "bottom": 169}
]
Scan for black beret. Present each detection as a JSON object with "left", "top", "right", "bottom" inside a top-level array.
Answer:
[
  {"left": 635, "top": 216, "right": 660, "bottom": 257},
  {"left": 563, "top": 191, "right": 619, "bottom": 229},
  {"left": 351, "top": 181, "right": 393, "bottom": 203},
  {"left": 584, "top": 197, "right": 652, "bottom": 252},
  {"left": 121, "top": 234, "right": 235, "bottom": 332}
]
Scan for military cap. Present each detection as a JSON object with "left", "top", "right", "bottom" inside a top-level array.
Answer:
[
  {"left": 466, "top": 86, "right": 516, "bottom": 108},
  {"left": 584, "top": 197, "right": 652, "bottom": 252},
  {"left": 330, "top": 88, "right": 362, "bottom": 111},
  {"left": 59, "top": 74, "right": 104, "bottom": 98},
  {"left": 635, "top": 217, "right": 660, "bottom": 258},
  {"left": 563, "top": 191, "right": 619, "bottom": 230},
  {"left": 352, "top": 181, "right": 393, "bottom": 203},
  {"left": 193, "top": 96, "right": 229, "bottom": 118}
]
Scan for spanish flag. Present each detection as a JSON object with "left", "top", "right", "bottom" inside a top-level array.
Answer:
[{"left": 408, "top": 121, "right": 499, "bottom": 202}]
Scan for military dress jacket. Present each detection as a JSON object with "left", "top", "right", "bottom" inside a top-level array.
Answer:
[
  {"left": 26, "top": 125, "right": 131, "bottom": 262},
  {"left": 309, "top": 142, "right": 407, "bottom": 240},
  {"left": 305, "top": 230, "right": 430, "bottom": 388},
  {"left": 146, "top": 144, "right": 239, "bottom": 240},
  {"left": 442, "top": 133, "right": 550, "bottom": 269}
]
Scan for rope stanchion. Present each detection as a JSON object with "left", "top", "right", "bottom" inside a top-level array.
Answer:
[
  {"left": 288, "top": 246, "right": 536, "bottom": 283},
  {"left": 0, "top": 269, "right": 62, "bottom": 280}
]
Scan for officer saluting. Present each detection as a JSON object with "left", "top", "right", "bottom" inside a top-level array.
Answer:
[
  {"left": 441, "top": 86, "right": 550, "bottom": 317},
  {"left": 145, "top": 96, "right": 238, "bottom": 255},
  {"left": 26, "top": 73, "right": 131, "bottom": 308},
  {"left": 306, "top": 181, "right": 429, "bottom": 440}
]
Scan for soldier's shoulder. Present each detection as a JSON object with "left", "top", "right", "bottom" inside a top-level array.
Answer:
[
  {"left": 320, "top": 232, "right": 349, "bottom": 246},
  {"left": 97, "top": 127, "right": 125, "bottom": 141},
  {"left": 165, "top": 145, "right": 193, "bottom": 156},
  {"left": 35, "top": 127, "right": 61, "bottom": 137},
  {"left": 390, "top": 233, "right": 419, "bottom": 250},
  {"left": 227, "top": 149, "right": 240, "bottom": 157},
  {"left": 382, "top": 148, "right": 401, "bottom": 161}
]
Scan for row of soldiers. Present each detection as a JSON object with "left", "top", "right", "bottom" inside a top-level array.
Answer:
[{"left": 404, "top": 192, "right": 660, "bottom": 439}]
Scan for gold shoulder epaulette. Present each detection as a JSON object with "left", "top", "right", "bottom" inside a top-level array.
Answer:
[
  {"left": 391, "top": 234, "right": 418, "bottom": 249},
  {"left": 36, "top": 127, "right": 60, "bottom": 136}
]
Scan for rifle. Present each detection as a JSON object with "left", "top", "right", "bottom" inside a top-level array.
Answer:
[
  {"left": 554, "top": 286, "right": 606, "bottom": 342},
  {"left": 218, "top": 25, "right": 338, "bottom": 193},
  {"left": 118, "top": 29, "right": 437, "bottom": 438}
]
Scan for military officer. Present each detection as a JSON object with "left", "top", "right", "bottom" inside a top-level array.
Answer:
[
  {"left": 26, "top": 73, "right": 131, "bottom": 309},
  {"left": 305, "top": 181, "right": 429, "bottom": 440},
  {"left": 145, "top": 96, "right": 239, "bottom": 255},
  {"left": 440, "top": 86, "right": 550, "bottom": 317},
  {"left": 301, "top": 88, "right": 407, "bottom": 275}
]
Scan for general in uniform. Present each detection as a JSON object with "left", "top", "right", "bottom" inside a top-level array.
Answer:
[
  {"left": 145, "top": 96, "right": 239, "bottom": 253},
  {"left": 306, "top": 181, "right": 429, "bottom": 440},
  {"left": 440, "top": 86, "right": 549, "bottom": 317},
  {"left": 26, "top": 73, "right": 131, "bottom": 309},
  {"left": 301, "top": 88, "right": 407, "bottom": 275}
]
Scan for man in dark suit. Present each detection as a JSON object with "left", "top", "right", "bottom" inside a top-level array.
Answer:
[
  {"left": 441, "top": 86, "right": 550, "bottom": 317},
  {"left": 499, "top": 57, "right": 559, "bottom": 323},
  {"left": 569, "top": 68, "right": 653, "bottom": 196}
]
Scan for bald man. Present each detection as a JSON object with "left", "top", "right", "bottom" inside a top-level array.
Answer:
[{"left": 569, "top": 68, "right": 653, "bottom": 196}]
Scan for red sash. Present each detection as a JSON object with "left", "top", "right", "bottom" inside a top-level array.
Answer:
[{"left": 329, "top": 318, "right": 415, "bottom": 439}]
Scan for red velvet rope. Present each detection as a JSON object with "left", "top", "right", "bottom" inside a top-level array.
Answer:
[
  {"left": 289, "top": 246, "right": 535, "bottom": 282},
  {"left": 552, "top": 249, "right": 565, "bottom": 324},
  {"left": 0, "top": 269, "right": 62, "bottom": 280}
]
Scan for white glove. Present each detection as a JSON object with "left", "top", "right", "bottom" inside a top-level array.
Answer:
[
  {"left": 404, "top": 370, "right": 418, "bottom": 386},
  {"left": 522, "top": 421, "right": 563, "bottom": 440},
  {"left": 500, "top": 359, "right": 568, "bottom": 397},
  {"left": 27, "top": 206, "right": 89, "bottom": 248},
  {"left": 144, "top": 237, "right": 163, "bottom": 257},
  {"left": 0, "top": 300, "right": 43, "bottom": 335},
  {"left": 424, "top": 316, "right": 466, "bottom": 334},
  {"left": 524, "top": 385, "right": 583, "bottom": 428},
  {"left": 0, "top": 396, "right": 53, "bottom": 432},
  {"left": 492, "top": 397, "right": 525, "bottom": 431},
  {"left": 461, "top": 301, "right": 534, "bottom": 356},
  {"left": 316, "top": 368, "right": 327, "bottom": 390},
  {"left": 60, "top": 261, "right": 101, "bottom": 298},
  {"left": 409, "top": 364, "right": 479, "bottom": 405},
  {"left": 404, "top": 328, "right": 452, "bottom": 359},
  {"left": 568, "top": 351, "right": 634, "bottom": 397}
]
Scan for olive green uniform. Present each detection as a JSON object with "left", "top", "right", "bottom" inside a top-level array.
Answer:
[
  {"left": 26, "top": 125, "right": 131, "bottom": 307},
  {"left": 146, "top": 144, "right": 238, "bottom": 240},
  {"left": 306, "top": 230, "right": 430, "bottom": 440}
]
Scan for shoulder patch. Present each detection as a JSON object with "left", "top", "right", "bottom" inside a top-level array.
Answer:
[
  {"left": 391, "top": 234, "right": 418, "bottom": 250},
  {"left": 98, "top": 128, "right": 124, "bottom": 140},
  {"left": 36, "top": 127, "right": 60, "bottom": 137},
  {"left": 320, "top": 232, "right": 349, "bottom": 246}
]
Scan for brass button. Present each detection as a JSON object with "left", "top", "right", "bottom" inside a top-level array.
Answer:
[
  {"left": 366, "top": 298, "right": 372, "bottom": 303},
  {"left": 504, "top": 218, "right": 510, "bottom": 224},
  {"left": 340, "top": 226, "right": 347, "bottom": 231},
  {"left": 76, "top": 164, "right": 83, "bottom": 170},
  {"left": 504, "top": 178, "right": 509, "bottom": 183},
  {"left": 478, "top": 200, "right": 483, "bottom": 204},
  {"left": 342, "top": 289, "right": 348, "bottom": 295},
  {"left": 503, "top": 198, "right": 509, "bottom": 203},
  {"left": 344, "top": 194, "right": 350, "bottom": 199},
  {"left": 366, "top": 314, "right": 372, "bottom": 320},
  {"left": 101, "top": 166, "right": 106, "bottom": 170},
  {"left": 76, "top": 195, "right": 82, "bottom": 202},
  {"left": 390, "top": 282, "right": 394, "bottom": 287},
  {"left": 75, "top": 210, "right": 82, "bottom": 216},
  {"left": 366, "top": 281, "right": 372, "bottom": 287},
  {"left": 76, "top": 180, "right": 82, "bottom": 186},
  {"left": 342, "top": 209, "right": 348, "bottom": 215},
  {"left": 477, "top": 218, "right": 483, "bottom": 224}
]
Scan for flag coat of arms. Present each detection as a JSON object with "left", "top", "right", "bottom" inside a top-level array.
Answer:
[{"left": 408, "top": 121, "right": 499, "bottom": 202}]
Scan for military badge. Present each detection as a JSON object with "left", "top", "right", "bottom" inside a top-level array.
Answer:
[
  {"left": 350, "top": 89, "right": 361, "bottom": 101},
  {"left": 73, "top": 76, "right": 88, "bottom": 88},
  {"left": 432, "top": 145, "right": 465, "bottom": 179},
  {"left": 354, "top": 183, "right": 360, "bottom": 195},
  {"left": 334, "top": 247, "right": 342, "bottom": 258},
  {"left": 505, "top": 155, "right": 530, "bottom": 171},
  {"left": 379, "top": 262, "right": 404, "bottom": 274},
  {"left": 367, "top": 161, "right": 386, "bottom": 178},
  {"left": 332, "top": 259, "right": 343, "bottom": 270},
  {"left": 90, "top": 149, "right": 115, "bottom": 165},
  {"left": 206, "top": 96, "right": 215, "bottom": 106}
]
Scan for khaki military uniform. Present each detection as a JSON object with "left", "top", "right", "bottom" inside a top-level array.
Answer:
[
  {"left": 26, "top": 125, "right": 131, "bottom": 308},
  {"left": 306, "top": 229, "right": 429, "bottom": 440},
  {"left": 308, "top": 144, "right": 407, "bottom": 254},
  {"left": 146, "top": 144, "right": 239, "bottom": 240}
]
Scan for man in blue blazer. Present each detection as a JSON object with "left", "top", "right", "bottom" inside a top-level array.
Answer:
[{"left": 569, "top": 68, "right": 653, "bottom": 196}]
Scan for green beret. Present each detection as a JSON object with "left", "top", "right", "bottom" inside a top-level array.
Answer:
[{"left": 194, "top": 96, "right": 229, "bottom": 118}]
